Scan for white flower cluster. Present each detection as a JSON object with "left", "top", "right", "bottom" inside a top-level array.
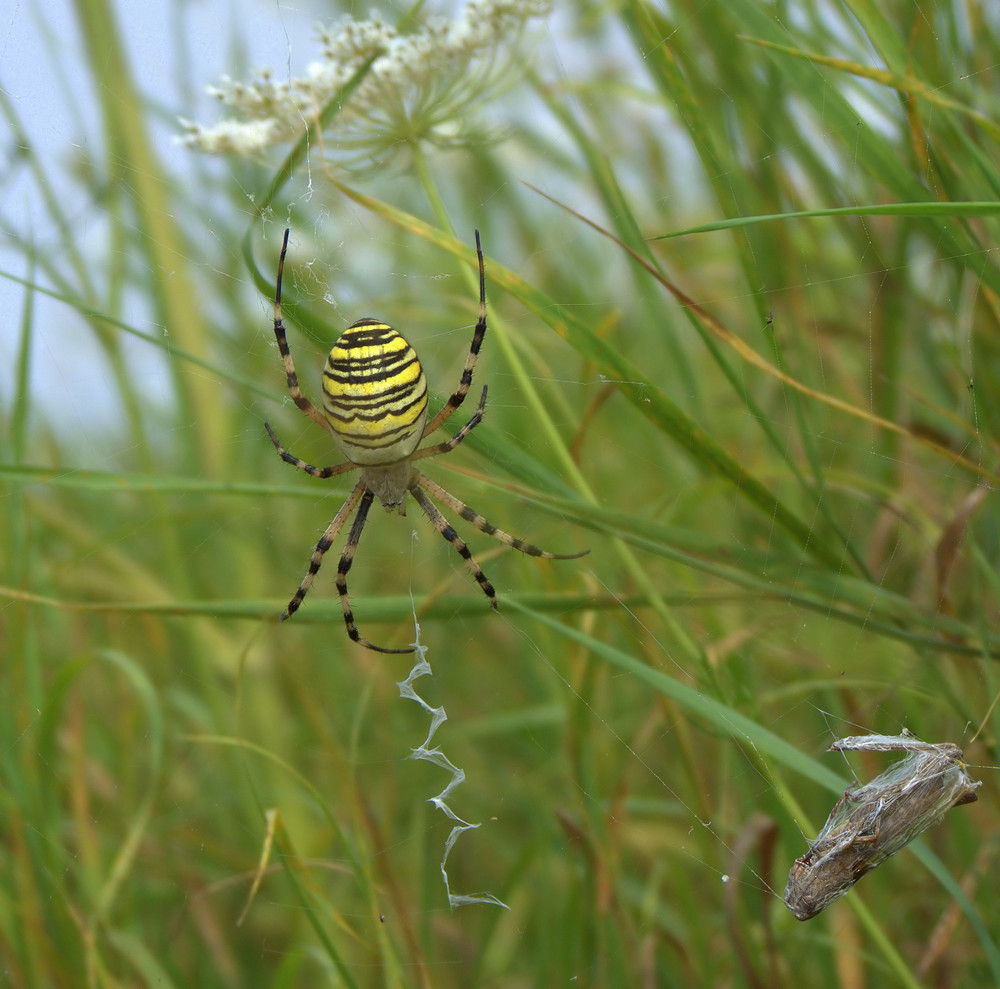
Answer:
[{"left": 179, "top": 0, "right": 551, "bottom": 161}]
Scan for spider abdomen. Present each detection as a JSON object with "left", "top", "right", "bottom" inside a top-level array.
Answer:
[{"left": 321, "top": 318, "right": 429, "bottom": 466}]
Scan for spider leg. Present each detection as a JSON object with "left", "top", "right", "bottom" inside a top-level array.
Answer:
[
  {"left": 273, "top": 228, "right": 333, "bottom": 434},
  {"left": 409, "top": 484, "right": 497, "bottom": 608},
  {"left": 265, "top": 422, "right": 356, "bottom": 478},
  {"left": 421, "top": 230, "right": 487, "bottom": 438},
  {"left": 415, "top": 473, "right": 589, "bottom": 560},
  {"left": 410, "top": 386, "right": 487, "bottom": 463},
  {"left": 281, "top": 481, "right": 365, "bottom": 621},
  {"left": 336, "top": 489, "right": 414, "bottom": 654}
]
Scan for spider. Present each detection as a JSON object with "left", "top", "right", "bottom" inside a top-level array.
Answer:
[{"left": 264, "top": 228, "right": 587, "bottom": 653}]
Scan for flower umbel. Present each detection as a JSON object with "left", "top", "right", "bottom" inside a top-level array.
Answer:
[{"left": 179, "top": 1, "right": 551, "bottom": 166}]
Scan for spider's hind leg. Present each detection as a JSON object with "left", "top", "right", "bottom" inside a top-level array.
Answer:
[
  {"left": 420, "top": 230, "right": 487, "bottom": 438},
  {"left": 265, "top": 422, "right": 355, "bottom": 478},
  {"left": 271, "top": 228, "right": 332, "bottom": 434}
]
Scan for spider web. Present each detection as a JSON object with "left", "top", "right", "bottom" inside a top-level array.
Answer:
[{"left": 397, "top": 606, "right": 508, "bottom": 910}]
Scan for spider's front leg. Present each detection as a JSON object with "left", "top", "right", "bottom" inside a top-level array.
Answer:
[
  {"left": 280, "top": 481, "right": 364, "bottom": 621},
  {"left": 409, "top": 484, "right": 498, "bottom": 608},
  {"left": 333, "top": 489, "right": 415, "bottom": 654}
]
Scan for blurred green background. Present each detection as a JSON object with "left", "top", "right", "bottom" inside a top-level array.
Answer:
[{"left": 2, "top": 1, "right": 1000, "bottom": 985}]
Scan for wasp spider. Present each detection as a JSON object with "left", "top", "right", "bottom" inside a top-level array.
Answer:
[{"left": 264, "top": 228, "right": 587, "bottom": 653}]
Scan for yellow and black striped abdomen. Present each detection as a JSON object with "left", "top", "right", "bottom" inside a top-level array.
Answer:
[{"left": 321, "top": 318, "right": 429, "bottom": 465}]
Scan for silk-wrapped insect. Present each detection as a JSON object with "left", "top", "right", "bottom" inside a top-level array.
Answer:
[{"left": 784, "top": 734, "right": 981, "bottom": 921}]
